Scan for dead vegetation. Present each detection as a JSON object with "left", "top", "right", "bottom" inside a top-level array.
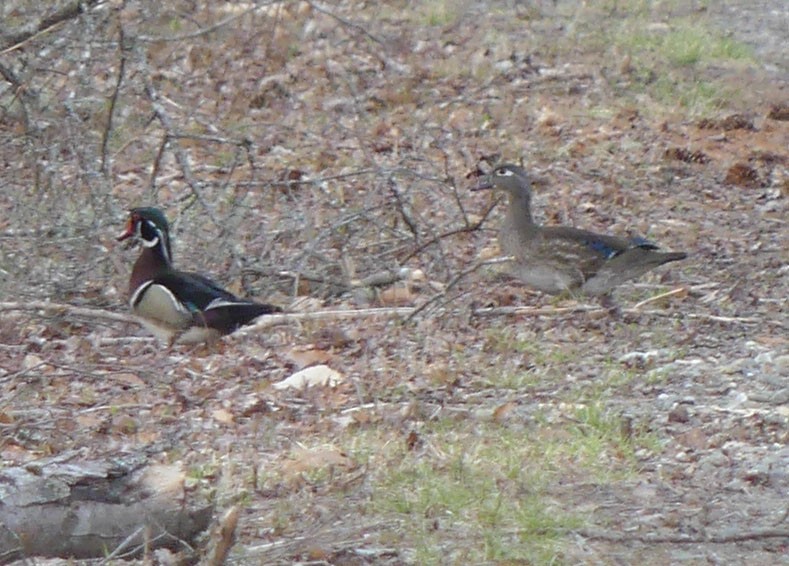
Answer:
[{"left": 0, "top": 0, "right": 787, "bottom": 563}]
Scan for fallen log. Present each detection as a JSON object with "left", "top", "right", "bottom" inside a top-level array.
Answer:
[{"left": 0, "top": 451, "right": 213, "bottom": 563}]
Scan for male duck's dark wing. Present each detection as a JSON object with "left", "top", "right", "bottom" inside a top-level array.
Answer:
[
  {"left": 150, "top": 270, "right": 238, "bottom": 311},
  {"left": 151, "top": 270, "right": 280, "bottom": 333}
]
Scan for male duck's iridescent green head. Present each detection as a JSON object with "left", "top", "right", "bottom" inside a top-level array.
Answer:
[{"left": 117, "top": 207, "right": 173, "bottom": 264}]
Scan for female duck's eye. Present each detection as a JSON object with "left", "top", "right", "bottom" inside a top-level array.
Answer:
[{"left": 495, "top": 168, "right": 513, "bottom": 177}]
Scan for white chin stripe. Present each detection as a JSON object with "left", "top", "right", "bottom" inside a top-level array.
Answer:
[{"left": 142, "top": 235, "right": 159, "bottom": 248}]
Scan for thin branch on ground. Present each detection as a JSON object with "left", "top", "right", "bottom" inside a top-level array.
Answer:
[
  {"left": 472, "top": 304, "right": 602, "bottom": 317},
  {"left": 473, "top": 304, "right": 783, "bottom": 327},
  {"left": 0, "top": 62, "right": 36, "bottom": 104},
  {"left": 406, "top": 256, "right": 515, "bottom": 321},
  {"left": 388, "top": 176, "right": 419, "bottom": 240},
  {"left": 0, "top": 301, "right": 136, "bottom": 324},
  {"left": 575, "top": 526, "right": 789, "bottom": 544},
  {"left": 305, "top": 1, "right": 385, "bottom": 45},
  {"left": 236, "top": 168, "right": 379, "bottom": 188},
  {"left": 632, "top": 287, "right": 688, "bottom": 309},
  {"left": 136, "top": 5, "right": 261, "bottom": 43},
  {"left": 0, "top": 0, "right": 105, "bottom": 53},
  {"left": 235, "top": 307, "right": 415, "bottom": 337}
]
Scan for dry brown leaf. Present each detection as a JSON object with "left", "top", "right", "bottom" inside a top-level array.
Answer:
[
  {"left": 22, "top": 353, "right": 45, "bottom": 370},
  {"left": 140, "top": 464, "right": 185, "bottom": 495},
  {"left": 286, "top": 346, "right": 333, "bottom": 368},
  {"left": 212, "top": 408, "right": 235, "bottom": 425},
  {"left": 1, "top": 444, "right": 33, "bottom": 463},
  {"left": 282, "top": 446, "right": 354, "bottom": 477},
  {"left": 111, "top": 415, "right": 138, "bottom": 435},
  {"left": 405, "top": 430, "right": 420, "bottom": 451},
  {"left": 676, "top": 428, "right": 707, "bottom": 450},
  {"left": 492, "top": 401, "right": 517, "bottom": 423},
  {"left": 379, "top": 285, "right": 416, "bottom": 306},
  {"left": 112, "top": 372, "right": 146, "bottom": 387},
  {"left": 75, "top": 413, "right": 102, "bottom": 428},
  {"left": 350, "top": 408, "right": 379, "bottom": 425},
  {"left": 478, "top": 244, "right": 501, "bottom": 261}
]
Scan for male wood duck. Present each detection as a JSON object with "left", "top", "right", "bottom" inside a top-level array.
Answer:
[
  {"left": 117, "top": 207, "right": 281, "bottom": 344},
  {"left": 474, "top": 164, "right": 687, "bottom": 300}
]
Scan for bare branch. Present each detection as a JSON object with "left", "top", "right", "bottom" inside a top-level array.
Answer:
[
  {"left": 0, "top": 301, "right": 136, "bottom": 325},
  {"left": 575, "top": 527, "right": 789, "bottom": 544},
  {"left": 406, "top": 256, "right": 515, "bottom": 321},
  {"left": 142, "top": 74, "right": 219, "bottom": 225},
  {"left": 136, "top": 5, "right": 261, "bottom": 43},
  {"left": 305, "top": 1, "right": 385, "bottom": 46},
  {"left": 399, "top": 197, "right": 500, "bottom": 264},
  {"left": 233, "top": 307, "right": 414, "bottom": 337},
  {"left": 101, "top": 19, "right": 128, "bottom": 178},
  {"left": 0, "top": 0, "right": 106, "bottom": 54}
]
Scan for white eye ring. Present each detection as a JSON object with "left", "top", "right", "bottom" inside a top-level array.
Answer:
[{"left": 495, "top": 168, "right": 514, "bottom": 177}]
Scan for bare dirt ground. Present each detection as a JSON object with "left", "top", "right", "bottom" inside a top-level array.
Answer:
[{"left": 0, "top": 1, "right": 787, "bottom": 564}]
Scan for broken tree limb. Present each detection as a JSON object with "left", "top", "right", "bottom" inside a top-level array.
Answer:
[
  {"left": 0, "top": 451, "right": 213, "bottom": 564},
  {"left": 201, "top": 506, "right": 240, "bottom": 566}
]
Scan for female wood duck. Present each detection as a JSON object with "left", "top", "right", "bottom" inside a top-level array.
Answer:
[
  {"left": 117, "top": 207, "right": 281, "bottom": 344},
  {"left": 474, "top": 164, "right": 687, "bottom": 300}
]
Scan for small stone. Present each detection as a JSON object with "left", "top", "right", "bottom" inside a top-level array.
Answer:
[
  {"left": 754, "top": 351, "right": 773, "bottom": 365},
  {"left": 668, "top": 404, "right": 691, "bottom": 423}
]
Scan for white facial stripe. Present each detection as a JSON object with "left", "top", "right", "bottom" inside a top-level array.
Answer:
[
  {"left": 496, "top": 169, "right": 514, "bottom": 177},
  {"left": 136, "top": 218, "right": 170, "bottom": 263}
]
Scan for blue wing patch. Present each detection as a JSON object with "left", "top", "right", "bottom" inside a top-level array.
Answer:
[
  {"left": 586, "top": 239, "right": 619, "bottom": 259},
  {"left": 184, "top": 301, "right": 201, "bottom": 313}
]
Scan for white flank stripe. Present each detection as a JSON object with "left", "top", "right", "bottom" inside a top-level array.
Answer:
[{"left": 206, "top": 298, "right": 249, "bottom": 310}]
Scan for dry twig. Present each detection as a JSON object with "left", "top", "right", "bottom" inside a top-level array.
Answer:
[
  {"left": 575, "top": 526, "right": 789, "bottom": 544},
  {"left": 0, "top": 301, "right": 136, "bottom": 325}
]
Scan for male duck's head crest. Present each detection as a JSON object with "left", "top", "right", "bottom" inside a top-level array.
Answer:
[{"left": 117, "top": 207, "right": 173, "bottom": 264}]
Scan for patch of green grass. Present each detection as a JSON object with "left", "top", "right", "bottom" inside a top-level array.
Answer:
[
  {"left": 619, "top": 23, "right": 752, "bottom": 112},
  {"left": 478, "top": 327, "right": 578, "bottom": 390},
  {"left": 371, "top": 421, "right": 578, "bottom": 562},
  {"left": 626, "top": 26, "right": 752, "bottom": 67},
  {"left": 414, "top": 0, "right": 468, "bottom": 27},
  {"left": 567, "top": 3, "right": 754, "bottom": 115},
  {"left": 365, "top": 403, "right": 657, "bottom": 562},
  {"left": 569, "top": 403, "right": 639, "bottom": 472}
]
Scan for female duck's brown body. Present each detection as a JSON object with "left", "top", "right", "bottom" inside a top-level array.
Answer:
[{"left": 475, "top": 165, "right": 687, "bottom": 299}]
